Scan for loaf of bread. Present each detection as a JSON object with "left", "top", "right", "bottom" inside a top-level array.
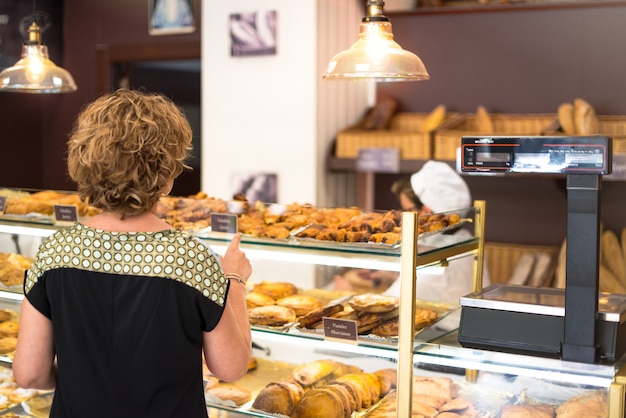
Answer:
[
  {"left": 251, "top": 381, "right": 304, "bottom": 416},
  {"left": 501, "top": 404, "right": 554, "bottom": 418},
  {"left": 556, "top": 389, "right": 608, "bottom": 418}
]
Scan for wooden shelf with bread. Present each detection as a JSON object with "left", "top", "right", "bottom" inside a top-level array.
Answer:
[
  {"left": 0, "top": 192, "right": 624, "bottom": 416},
  {"left": 328, "top": 99, "right": 626, "bottom": 213}
]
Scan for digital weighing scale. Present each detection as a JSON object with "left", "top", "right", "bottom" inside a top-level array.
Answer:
[{"left": 457, "top": 135, "right": 623, "bottom": 364}]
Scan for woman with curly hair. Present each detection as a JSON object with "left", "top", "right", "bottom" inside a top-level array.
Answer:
[{"left": 13, "top": 89, "right": 252, "bottom": 417}]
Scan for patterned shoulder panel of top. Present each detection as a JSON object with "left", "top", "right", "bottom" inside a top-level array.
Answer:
[{"left": 24, "top": 223, "right": 228, "bottom": 306}]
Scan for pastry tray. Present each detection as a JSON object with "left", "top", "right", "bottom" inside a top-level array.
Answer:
[
  {"left": 197, "top": 217, "right": 475, "bottom": 256},
  {"left": 285, "top": 300, "right": 458, "bottom": 346}
]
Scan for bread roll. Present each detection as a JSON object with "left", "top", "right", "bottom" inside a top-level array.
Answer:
[
  {"left": 374, "top": 368, "right": 397, "bottom": 397},
  {"left": 555, "top": 389, "right": 608, "bottom": 418},
  {"left": 324, "top": 384, "right": 353, "bottom": 417},
  {"left": 327, "top": 382, "right": 358, "bottom": 414},
  {"left": 292, "top": 359, "right": 341, "bottom": 387},
  {"left": 0, "top": 337, "right": 17, "bottom": 354},
  {"left": 500, "top": 404, "right": 554, "bottom": 418},
  {"left": 292, "top": 388, "right": 345, "bottom": 418},
  {"left": 248, "top": 305, "right": 296, "bottom": 326},
  {"left": 253, "top": 281, "right": 298, "bottom": 300},
  {"left": 276, "top": 295, "right": 323, "bottom": 316},
  {"left": 297, "top": 303, "right": 344, "bottom": 329},
  {"left": 333, "top": 373, "right": 374, "bottom": 408},
  {"left": 412, "top": 375, "right": 456, "bottom": 402},
  {"left": 251, "top": 381, "right": 303, "bottom": 416},
  {"left": 204, "top": 383, "right": 251, "bottom": 406},
  {"left": 439, "top": 397, "right": 479, "bottom": 416},
  {"left": 245, "top": 292, "right": 275, "bottom": 309},
  {"left": 348, "top": 293, "right": 398, "bottom": 313},
  {"left": 0, "top": 321, "right": 18, "bottom": 338}
]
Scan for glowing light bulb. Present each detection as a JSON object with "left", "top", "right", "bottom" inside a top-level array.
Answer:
[{"left": 24, "top": 56, "right": 46, "bottom": 84}]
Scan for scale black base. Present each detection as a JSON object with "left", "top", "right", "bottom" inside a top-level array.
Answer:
[{"left": 458, "top": 284, "right": 626, "bottom": 362}]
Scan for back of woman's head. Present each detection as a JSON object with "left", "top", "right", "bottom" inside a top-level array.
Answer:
[{"left": 67, "top": 89, "right": 192, "bottom": 218}]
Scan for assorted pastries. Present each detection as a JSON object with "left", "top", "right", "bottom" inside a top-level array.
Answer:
[
  {"left": 294, "top": 292, "right": 439, "bottom": 338},
  {"left": 247, "top": 281, "right": 316, "bottom": 327},
  {"left": 156, "top": 192, "right": 228, "bottom": 231},
  {"left": 0, "top": 253, "right": 33, "bottom": 288},
  {"left": 156, "top": 193, "right": 466, "bottom": 245},
  {"left": 252, "top": 360, "right": 393, "bottom": 417},
  {"left": 0, "top": 309, "right": 19, "bottom": 355},
  {"left": 0, "top": 367, "right": 51, "bottom": 415},
  {"left": 3, "top": 190, "right": 100, "bottom": 218},
  {"left": 1, "top": 189, "right": 467, "bottom": 246}
]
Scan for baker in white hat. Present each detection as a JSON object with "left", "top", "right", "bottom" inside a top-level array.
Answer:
[{"left": 385, "top": 161, "right": 490, "bottom": 329}]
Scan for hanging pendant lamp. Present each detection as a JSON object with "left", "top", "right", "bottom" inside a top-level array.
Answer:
[
  {"left": 323, "top": 0, "right": 429, "bottom": 82},
  {"left": 0, "top": 21, "right": 77, "bottom": 94}
]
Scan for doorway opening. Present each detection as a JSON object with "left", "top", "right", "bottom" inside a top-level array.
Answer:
[{"left": 96, "top": 42, "right": 201, "bottom": 196}]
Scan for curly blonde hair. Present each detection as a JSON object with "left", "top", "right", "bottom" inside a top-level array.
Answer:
[{"left": 67, "top": 89, "right": 192, "bottom": 218}]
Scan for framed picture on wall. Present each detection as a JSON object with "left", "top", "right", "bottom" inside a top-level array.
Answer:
[
  {"left": 230, "top": 11, "right": 277, "bottom": 57},
  {"left": 149, "top": 0, "right": 196, "bottom": 35},
  {"left": 231, "top": 172, "right": 278, "bottom": 204}
]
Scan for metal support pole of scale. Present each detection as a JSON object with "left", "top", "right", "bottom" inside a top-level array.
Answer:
[{"left": 562, "top": 174, "right": 602, "bottom": 364}]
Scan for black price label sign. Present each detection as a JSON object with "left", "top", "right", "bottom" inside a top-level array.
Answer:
[
  {"left": 210, "top": 213, "right": 238, "bottom": 233},
  {"left": 323, "top": 317, "right": 358, "bottom": 344},
  {"left": 356, "top": 147, "right": 400, "bottom": 173},
  {"left": 54, "top": 205, "right": 78, "bottom": 224},
  {"left": 0, "top": 196, "right": 6, "bottom": 214}
]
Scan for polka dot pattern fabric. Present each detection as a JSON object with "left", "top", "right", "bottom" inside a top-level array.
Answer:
[{"left": 25, "top": 223, "right": 227, "bottom": 306}]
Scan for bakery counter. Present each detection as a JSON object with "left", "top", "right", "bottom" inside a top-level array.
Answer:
[
  {"left": 2, "top": 199, "right": 625, "bottom": 416},
  {"left": 203, "top": 329, "right": 618, "bottom": 417}
]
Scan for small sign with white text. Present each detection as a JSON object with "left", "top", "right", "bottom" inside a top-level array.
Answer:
[
  {"left": 54, "top": 204, "right": 78, "bottom": 225},
  {"left": 210, "top": 213, "right": 238, "bottom": 233},
  {"left": 323, "top": 317, "right": 358, "bottom": 344}
]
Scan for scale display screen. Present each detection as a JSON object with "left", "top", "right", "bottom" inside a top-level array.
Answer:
[{"left": 461, "top": 136, "right": 611, "bottom": 175}]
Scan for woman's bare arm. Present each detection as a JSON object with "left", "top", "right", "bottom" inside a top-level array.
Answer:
[
  {"left": 13, "top": 298, "right": 56, "bottom": 390},
  {"left": 203, "top": 234, "right": 252, "bottom": 382}
]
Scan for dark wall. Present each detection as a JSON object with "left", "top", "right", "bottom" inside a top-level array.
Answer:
[
  {"left": 375, "top": 4, "right": 626, "bottom": 246},
  {"left": 379, "top": 4, "right": 626, "bottom": 114},
  {"left": 0, "top": 0, "right": 201, "bottom": 191}
]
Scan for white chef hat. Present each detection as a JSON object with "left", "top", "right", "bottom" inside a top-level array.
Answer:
[{"left": 410, "top": 161, "right": 471, "bottom": 213}]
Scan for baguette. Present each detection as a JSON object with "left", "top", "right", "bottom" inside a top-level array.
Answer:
[
  {"left": 601, "top": 229, "right": 626, "bottom": 283},
  {"left": 621, "top": 227, "right": 626, "bottom": 281},
  {"left": 573, "top": 97, "right": 599, "bottom": 135},
  {"left": 422, "top": 104, "right": 446, "bottom": 132},
  {"left": 557, "top": 102, "right": 576, "bottom": 134},
  {"left": 554, "top": 238, "right": 567, "bottom": 289},
  {"left": 476, "top": 106, "right": 493, "bottom": 134},
  {"left": 599, "top": 264, "right": 626, "bottom": 294}
]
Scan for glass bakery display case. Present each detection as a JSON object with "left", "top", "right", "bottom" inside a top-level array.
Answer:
[{"left": 0, "top": 199, "right": 625, "bottom": 417}]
